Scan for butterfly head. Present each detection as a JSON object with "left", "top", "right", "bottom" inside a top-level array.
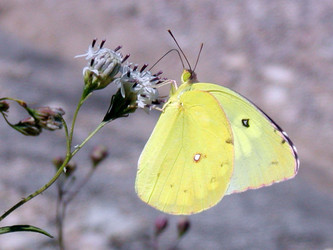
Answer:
[
  {"left": 181, "top": 69, "right": 198, "bottom": 85},
  {"left": 166, "top": 30, "right": 201, "bottom": 85}
]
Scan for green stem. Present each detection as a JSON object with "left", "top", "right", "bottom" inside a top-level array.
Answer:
[
  {"left": 0, "top": 97, "right": 23, "bottom": 102},
  {"left": 57, "top": 165, "right": 96, "bottom": 247},
  {"left": 56, "top": 184, "right": 65, "bottom": 250},
  {"left": 71, "top": 121, "right": 108, "bottom": 157},
  {"left": 64, "top": 167, "right": 95, "bottom": 205},
  {"left": 0, "top": 119, "right": 71, "bottom": 222},
  {"left": 55, "top": 121, "right": 107, "bottom": 248},
  {"left": 68, "top": 96, "right": 84, "bottom": 147},
  {"left": 0, "top": 120, "right": 108, "bottom": 222},
  {"left": 0, "top": 157, "right": 71, "bottom": 222},
  {"left": 0, "top": 112, "right": 16, "bottom": 130}
]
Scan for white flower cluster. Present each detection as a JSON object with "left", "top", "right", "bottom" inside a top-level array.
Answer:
[
  {"left": 115, "top": 64, "right": 161, "bottom": 111},
  {"left": 76, "top": 40, "right": 122, "bottom": 80},
  {"left": 77, "top": 39, "right": 162, "bottom": 111}
]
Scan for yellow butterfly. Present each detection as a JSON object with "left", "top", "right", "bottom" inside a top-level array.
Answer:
[{"left": 135, "top": 38, "right": 299, "bottom": 215}]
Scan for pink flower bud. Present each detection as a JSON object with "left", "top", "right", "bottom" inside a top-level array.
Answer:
[
  {"left": 177, "top": 217, "right": 190, "bottom": 238},
  {"left": 90, "top": 145, "right": 108, "bottom": 167},
  {"left": 154, "top": 216, "right": 168, "bottom": 236}
]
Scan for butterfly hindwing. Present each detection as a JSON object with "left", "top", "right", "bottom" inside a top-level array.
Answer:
[{"left": 192, "top": 83, "right": 299, "bottom": 194}]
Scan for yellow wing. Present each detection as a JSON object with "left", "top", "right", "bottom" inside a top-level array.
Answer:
[
  {"left": 192, "top": 83, "right": 299, "bottom": 194},
  {"left": 136, "top": 89, "right": 234, "bottom": 214}
]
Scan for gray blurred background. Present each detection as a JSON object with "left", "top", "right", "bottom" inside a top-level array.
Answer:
[{"left": 0, "top": 1, "right": 332, "bottom": 249}]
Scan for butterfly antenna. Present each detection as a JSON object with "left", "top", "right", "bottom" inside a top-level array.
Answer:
[
  {"left": 193, "top": 43, "right": 203, "bottom": 72},
  {"left": 168, "top": 29, "right": 192, "bottom": 70},
  {"left": 148, "top": 49, "right": 185, "bottom": 71}
]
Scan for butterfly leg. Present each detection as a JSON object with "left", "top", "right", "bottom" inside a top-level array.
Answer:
[
  {"left": 170, "top": 79, "right": 178, "bottom": 90},
  {"left": 154, "top": 79, "right": 178, "bottom": 90},
  {"left": 152, "top": 106, "right": 164, "bottom": 112}
]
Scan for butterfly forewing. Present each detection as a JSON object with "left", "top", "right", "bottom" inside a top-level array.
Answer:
[{"left": 136, "top": 89, "right": 234, "bottom": 214}]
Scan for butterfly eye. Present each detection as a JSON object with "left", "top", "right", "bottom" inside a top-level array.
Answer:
[{"left": 181, "top": 70, "right": 192, "bottom": 84}]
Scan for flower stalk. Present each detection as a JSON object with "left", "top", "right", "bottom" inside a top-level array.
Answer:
[{"left": 0, "top": 39, "right": 166, "bottom": 243}]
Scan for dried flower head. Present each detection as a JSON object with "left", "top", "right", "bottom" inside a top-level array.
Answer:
[
  {"left": 13, "top": 117, "right": 42, "bottom": 136},
  {"left": 32, "top": 107, "right": 65, "bottom": 131}
]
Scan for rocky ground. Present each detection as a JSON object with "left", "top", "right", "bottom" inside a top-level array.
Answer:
[{"left": 0, "top": 1, "right": 333, "bottom": 249}]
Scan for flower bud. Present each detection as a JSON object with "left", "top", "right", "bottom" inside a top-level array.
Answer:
[
  {"left": 0, "top": 101, "right": 9, "bottom": 112},
  {"left": 177, "top": 217, "right": 190, "bottom": 238},
  {"left": 90, "top": 145, "right": 108, "bottom": 168},
  {"left": 13, "top": 117, "right": 42, "bottom": 136},
  {"left": 53, "top": 156, "right": 65, "bottom": 169},
  {"left": 64, "top": 161, "right": 77, "bottom": 177},
  {"left": 52, "top": 157, "right": 76, "bottom": 177},
  {"left": 32, "top": 107, "right": 65, "bottom": 131},
  {"left": 102, "top": 88, "right": 137, "bottom": 122},
  {"left": 154, "top": 216, "right": 168, "bottom": 236}
]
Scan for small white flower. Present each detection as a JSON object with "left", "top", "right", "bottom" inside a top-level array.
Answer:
[
  {"left": 115, "top": 64, "right": 160, "bottom": 111},
  {"left": 83, "top": 47, "right": 123, "bottom": 81},
  {"left": 77, "top": 39, "right": 164, "bottom": 120},
  {"left": 76, "top": 39, "right": 124, "bottom": 92}
]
